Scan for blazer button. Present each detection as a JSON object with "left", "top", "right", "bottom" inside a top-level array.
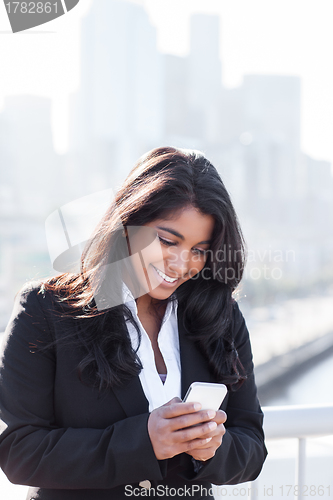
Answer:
[{"left": 139, "top": 480, "right": 151, "bottom": 489}]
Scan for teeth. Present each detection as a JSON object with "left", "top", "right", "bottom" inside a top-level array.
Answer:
[{"left": 154, "top": 266, "right": 178, "bottom": 283}]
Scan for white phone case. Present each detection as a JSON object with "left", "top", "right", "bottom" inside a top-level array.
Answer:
[{"left": 183, "top": 382, "right": 227, "bottom": 411}]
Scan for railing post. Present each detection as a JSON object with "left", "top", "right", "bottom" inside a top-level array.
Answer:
[
  {"left": 249, "top": 479, "right": 258, "bottom": 500},
  {"left": 295, "top": 437, "right": 306, "bottom": 500}
]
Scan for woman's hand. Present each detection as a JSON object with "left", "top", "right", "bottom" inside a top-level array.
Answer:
[
  {"left": 185, "top": 409, "right": 227, "bottom": 462},
  {"left": 147, "top": 397, "right": 219, "bottom": 460}
]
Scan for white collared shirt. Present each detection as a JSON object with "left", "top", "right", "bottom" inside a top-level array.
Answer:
[{"left": 122, "top": 283, "right": 182, "bottom": 412}]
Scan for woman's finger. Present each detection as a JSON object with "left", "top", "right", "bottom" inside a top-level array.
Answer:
[
  {"left": 174, "top": 420, "right": 218, "bottom": 443},
  {"left": 214, "top": 410, "right": 227, "bottom": 424},
  {"left": 185, "top": 422, "right": 226, "bottom": 461},
  {"left": 159, "top": 401, "right": 203, "bottom": 418},
  {"left": 167, "top": 409, "right": 217, "bottom": 432}
]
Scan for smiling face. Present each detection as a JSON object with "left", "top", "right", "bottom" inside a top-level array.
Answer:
[{"left": 124, "top": 205, "right": 215, "bottom": 302}]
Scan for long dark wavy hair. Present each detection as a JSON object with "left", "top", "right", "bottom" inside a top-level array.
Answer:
[{"left": 41, "top": 147, "right": 247, "bottom": 391}]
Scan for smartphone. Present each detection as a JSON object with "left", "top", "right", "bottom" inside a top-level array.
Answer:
[{"left": 183, "top": 382, "right": 227, "bottom": 411}]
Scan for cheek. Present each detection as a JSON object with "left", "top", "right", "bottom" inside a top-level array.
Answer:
[
  {"left": 188, "top": 256, "right": 206, "bottom": 275},
  {"left": 132, "top": 237, "right": 165, "bottom": 269},
  {"left": 130, "top": 253, "right": 146, "bottom": 278},
  {"left": 150, "top": 246, "right": 169, "bottom": 266},
  {"left": 154, "top": 246, "right": 176, "bottom": 266}
]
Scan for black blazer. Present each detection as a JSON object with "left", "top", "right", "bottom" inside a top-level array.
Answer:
[{"left": 0, "top": 282, "right": 267, "bottom": 500}]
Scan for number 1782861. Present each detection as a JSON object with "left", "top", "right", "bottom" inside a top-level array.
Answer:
[{"left": 5, "top": 2, "right": 58, "bottom": 14}]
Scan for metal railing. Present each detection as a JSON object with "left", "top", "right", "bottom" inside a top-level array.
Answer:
[{"left": 250, "top": 405, "right": 333, "bottom": 500}]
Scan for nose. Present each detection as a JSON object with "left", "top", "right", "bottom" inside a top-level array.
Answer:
[{"left": 166, "top": 248, "right": 190, "bottom": 278}]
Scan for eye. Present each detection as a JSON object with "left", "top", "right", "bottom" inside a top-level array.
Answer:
[
  {"left": 158, "top": 236, "right": 175, "bottom": 247},
  {"left": 192, "top": 248, "right": 207, "bottom": 256},
  {"left": 158, "top": 235, "right": 207, "bottom": 256}
]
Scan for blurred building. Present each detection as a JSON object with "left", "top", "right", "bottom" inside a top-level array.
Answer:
[
  {"left": 0, "top": 95, "right": 61, "bottom": 217},
  {"left": 187, "top": 15, "right": 222, "bottom": 143},
  {"left": 70, "top": 0, "right": 164, "bottom": 192},
  {"left": 164, "top": 14, "right": 222, "bottom": 147}
]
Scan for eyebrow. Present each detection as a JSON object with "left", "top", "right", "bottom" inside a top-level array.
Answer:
[{"left": 156, "top": 226, "right": 211, "bottom": 245}]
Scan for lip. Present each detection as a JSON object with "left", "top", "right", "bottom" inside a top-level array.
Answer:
[{"left": 151, "top": 265, "right": 180, "bottom": 287}]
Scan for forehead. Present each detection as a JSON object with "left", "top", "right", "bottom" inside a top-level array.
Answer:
[{"left": 148, "top": 206, "right": 215, "bottom": 240}]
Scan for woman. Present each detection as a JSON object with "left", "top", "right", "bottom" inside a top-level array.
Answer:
[{"left": 0, "top": 147, "right": 267, "bottom": 499}]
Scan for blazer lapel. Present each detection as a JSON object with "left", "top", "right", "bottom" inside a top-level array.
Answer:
[
  {"left": 112, "top": 375, "right": 149, "bottom": 417},
  {"left": 110, "top": 317, "right": 149, "bottom": 418},
  {"left": 177, "top": 305, "right": 213, "bottom": 399}
]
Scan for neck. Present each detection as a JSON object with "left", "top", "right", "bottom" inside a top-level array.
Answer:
[
  {"left": 137, "top": 294, "right": 169, "bottom": 328},
  {"left": 136, "top": 293, "right": 164, "bottom": 316}
]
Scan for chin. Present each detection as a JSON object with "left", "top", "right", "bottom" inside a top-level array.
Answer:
[
  {"left": 149, "top": 279, "right": 185, "bottom": 300},
  {"left": 148, "top": 287, "right": 177, "bottom": 301}
]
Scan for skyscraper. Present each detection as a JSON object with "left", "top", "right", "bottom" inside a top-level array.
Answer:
[
  {"left": 1, "top": 95, "right": 59, "bottom": 216},
  {"left": 71, "top": 0, "right": 164, "bottom": 189},
  {"left": 188, "top": 14, "right": 222, "bottom": 142}
]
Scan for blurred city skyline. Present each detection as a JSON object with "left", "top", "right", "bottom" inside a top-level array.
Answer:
[
  {"left": 0, "top": 0, "right": 333, "bottom": 164},
  {"left": 0, "top": 0, "right": 333, "bottom": 327}
]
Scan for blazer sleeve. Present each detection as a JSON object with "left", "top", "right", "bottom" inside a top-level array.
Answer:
[
  {"left": 180, "top": 301, "right": 267, "bottom": 485},
  {"left": 0, "top": 283, "right": 164, "bottom": 489}
]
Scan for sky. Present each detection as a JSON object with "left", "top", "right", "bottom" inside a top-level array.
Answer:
[{"left": 0, "top": 0, "right": 333, "bottom": 166}]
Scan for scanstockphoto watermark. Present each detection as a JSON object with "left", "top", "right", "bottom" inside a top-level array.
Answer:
[
  {"left": 244, "top": 247, "right": 296, "bottom": 281},
  {"left": 166, "top": 246, "right": 296, "bottom": 282},
  {"left": 4, "top": 0, "right": 80, "bottom": 33},
  {"left": 166, "top": 246, "right": 296, "bottom": 266},
  {"left": 124, "top": 484, "right": 216, "bottom": 497},
  {"left": 186, "top": 263, "right": 288, "bottom": 282},
  {"left": 124, "top": 484, "right": 331, "bottom": 497}
]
